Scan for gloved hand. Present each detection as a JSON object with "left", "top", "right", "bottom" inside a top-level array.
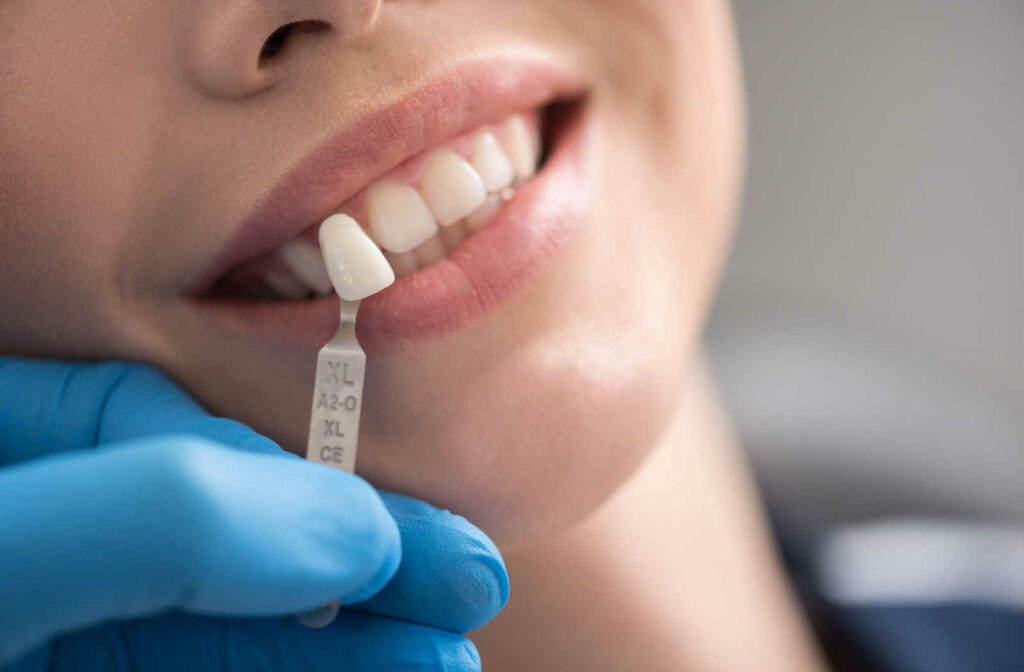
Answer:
[{"left": 0, "top": 358, "right": 508, "bottom": 672}]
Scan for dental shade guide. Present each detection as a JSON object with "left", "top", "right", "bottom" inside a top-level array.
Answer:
[{"left": 296, "top": 214, "right": 395, "bottom": 629}]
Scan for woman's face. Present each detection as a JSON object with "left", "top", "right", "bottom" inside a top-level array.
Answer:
[{"left": 0, "top": 0, "right": 742, "bottom": 545}]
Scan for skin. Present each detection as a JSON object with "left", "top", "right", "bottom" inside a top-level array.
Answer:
[{"left": 1, "top": 1, "right": 826, "bottom": 669}]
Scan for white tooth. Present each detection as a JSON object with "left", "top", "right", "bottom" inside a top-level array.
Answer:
[
  {"left": 500, "top": 187, "right": 516, "bottom": 202},
  {"left": 278, "top": 239, "right": 333, "bottom": 296},
  {"left": 318, "top": 214, "right": 395, "bottom": 301},
  {"left": 413, "top": 233, "right": 447, "bottom": 268},
  {"left": 439, "top": 220, "right": 469, "bottom": 251},
  {"left": 465, "top": 194, "right": 502, "bottom": 232},
  {"left": 383, "top": 250, "right": 419, "bottom": 279},
  {"left": 505, "top": 115, "right": 538, "bottom": 180},
  {"left": 264, "top": 271, "right": 310, "bottom": 300},
  {"left": 420, "top": 149, "right": 487, "bottom": 226},
  {"left": 471, "top": 133, "right": 515, "bottom": 193},
  {"left": 366, "top": 181, "right": 439, "bottom": 253}
]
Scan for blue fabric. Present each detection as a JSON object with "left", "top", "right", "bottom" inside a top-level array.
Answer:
[
  {"left": 832, "top": 605, "right": 1024, "bottom": 672},
  {"left": 0, "top": 358, "right": 507, "bottom": 671},
  {"left": 772, "top": 513, "right": 1024, "bottom": 672}
]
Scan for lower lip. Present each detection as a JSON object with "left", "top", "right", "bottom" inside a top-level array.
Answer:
[{"left": 196, "top": 104, "right": 590, "bottom": 354}]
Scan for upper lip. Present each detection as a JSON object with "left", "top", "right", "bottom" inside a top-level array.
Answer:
[{"left": 189, "top": 54, "right": 586, "bottom": 297}]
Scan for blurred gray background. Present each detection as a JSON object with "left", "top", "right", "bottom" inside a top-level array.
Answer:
[{"left": 706, "top": 1, "right": 1024, "bottom": 530}]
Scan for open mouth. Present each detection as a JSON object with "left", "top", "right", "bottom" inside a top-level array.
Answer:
[
  {"left": 192, "top": 57, "right": 589, "bottom": 352},
  {"left": 205, "top": 101, "right": 575, "bottom": 302}
]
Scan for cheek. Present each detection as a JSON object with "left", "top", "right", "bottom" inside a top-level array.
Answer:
[
  {"left": 0, "top": 3, "right": 178, "bottom": 358},
  {"left": 0, "top": 83, "right": 124, "bottom": 354}
]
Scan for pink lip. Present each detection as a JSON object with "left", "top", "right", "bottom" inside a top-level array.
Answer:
[{"left": 193, "top": 55, "right": 590, "bottom": 353}]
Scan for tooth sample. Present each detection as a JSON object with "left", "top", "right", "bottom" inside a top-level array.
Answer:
[
  {"left": 471, "top": 133, "right": 515, "bottom": 192},
  {"left": 420, "top": 149, "right": 487, "bottom": 226},
  {"left": 384, "top": 250, "right": 419, "bottom": 279},
  {"left": 465, "top": 194, "right": 502, "bottom": 232},
  {"left": 413, "top": 233, "right": 447, "bottom": 268},
  {"left": 505, "top": 115, "right": 538, "bottom": 180},
  {"left": 366, "top": 181, "right": 439, "bottom": 253},
  {"left": 278, "top": 239, "right": 334, "bottom": 296},
  {"left": 317, "top": 215, "right": 395, "bottom": 301}
]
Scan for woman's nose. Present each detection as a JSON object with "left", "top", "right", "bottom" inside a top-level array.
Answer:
[{"left": 183, "top": 0, "right": 383, "bottom": 99}]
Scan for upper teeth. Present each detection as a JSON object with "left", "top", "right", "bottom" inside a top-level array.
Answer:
[
  {"left": 366, "top": 181, "right": 437, "bottom": 254},
  {"left": 420, "top": 149, "right": 488, "bottom": 227},
  {"left": 472, "top": 132, "right": 516, "bottom": 192},
  {"left": 270, "top": 113, "right": 541, "bottom": 300},
  {"left": 505, "top": 115, "right": 540, "bottom": 180}
]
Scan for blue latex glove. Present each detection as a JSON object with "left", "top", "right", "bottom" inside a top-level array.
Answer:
[{"left": 0, "top": 358, "right": 508, "bottom": 671}]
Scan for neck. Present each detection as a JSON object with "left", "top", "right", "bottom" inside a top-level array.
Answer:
[{"left": 473, "top": 357, "right": 827, "bottom": 672}]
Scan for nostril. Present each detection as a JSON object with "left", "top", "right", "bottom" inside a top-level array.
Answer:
[
  {"left": 259, "top": 24, "right": 294, "bottom": 62},
  {"left": 258, "top": 20, "right": 331, "bottom": 65}
]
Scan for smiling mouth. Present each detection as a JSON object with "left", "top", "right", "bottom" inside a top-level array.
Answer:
[
  {"left": 203, "top": 101, "right": 577, "bottom": 303},
  {"left": 190, "top": 57, "right": 590, "bottom": 352}
]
